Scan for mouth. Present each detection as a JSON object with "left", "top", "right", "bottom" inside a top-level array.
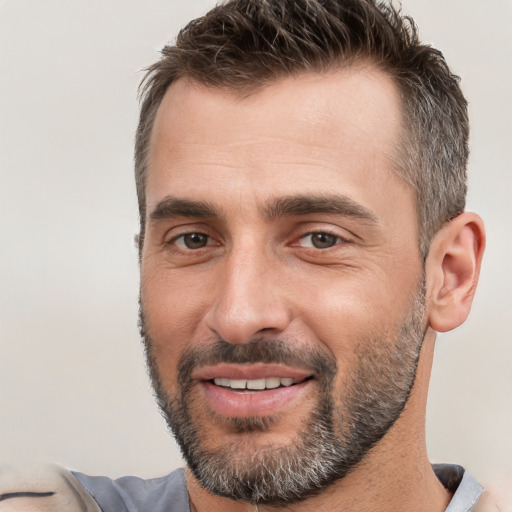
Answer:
[
  {"left": 210, "top": 376, "right": 312, "bottom": 392},
  {"left": 194, "top": 364, "right": 315, "bottom": 417}
]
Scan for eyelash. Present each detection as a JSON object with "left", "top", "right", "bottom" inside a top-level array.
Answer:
[
  {"left": 167, "top": 232, "right": 216, "bottom": 250},
  {"left": 165, "top": 229, "right": 348, "bottom": 252},
  {"left": 294, "top": 230, "right": 347, "bottom": 249}
]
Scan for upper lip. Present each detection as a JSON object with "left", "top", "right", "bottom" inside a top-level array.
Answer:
[{"left": 192, "top": 363, "right": 313, "bottom": 382}]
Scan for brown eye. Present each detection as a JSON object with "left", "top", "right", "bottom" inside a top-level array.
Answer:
[
  {"left": 309, "top": 232, "right": 339, "bottom": 249},
  {"left": 176, "top": 233, "right": 210, "bottom": 249}
]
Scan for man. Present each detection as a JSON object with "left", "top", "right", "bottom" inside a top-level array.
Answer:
[{"left": 1, "top": 0, "right": 497, "bottom": 510}]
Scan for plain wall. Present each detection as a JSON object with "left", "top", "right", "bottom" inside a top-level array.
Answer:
[{"left": 1, "top": 0, "right": 511, "bottom": 486}]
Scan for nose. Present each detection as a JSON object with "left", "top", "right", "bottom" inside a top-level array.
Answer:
[{"left": 204, "top": 244, "right": 292, "bottom": 344}]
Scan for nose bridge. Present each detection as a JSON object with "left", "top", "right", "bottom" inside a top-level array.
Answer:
[{"left": 206, "top": 237, "right": 291, "bottom": 343}]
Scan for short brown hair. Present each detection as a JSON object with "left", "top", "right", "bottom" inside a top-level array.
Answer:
[{"left": 135, "top": 0, "right": 468, "bottom": 258}]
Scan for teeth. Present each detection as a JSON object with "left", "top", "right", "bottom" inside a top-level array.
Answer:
[
  {"left": 230, "top": 379, "right": 247, "bottom": 389},
  {"left": 213, "top": 377, "right": 299, "bottom": 390},
  {"left": 247, "top": 378, "right": 266, "bottom": 390},
  {"left": 265, "top": 377, "right": 280, "bottom": 389}
]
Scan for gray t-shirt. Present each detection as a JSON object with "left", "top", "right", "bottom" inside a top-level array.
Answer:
[
  {"left": 72, "top": 464, "right": 482, "bottom": 512},
  {"left": 0, "top": 463, "right": 483, "bottom": 511}
]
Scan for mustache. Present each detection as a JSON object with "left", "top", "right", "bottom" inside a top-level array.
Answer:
[{"left": 176, "top": 337, "right": 337, "bottom": 384}]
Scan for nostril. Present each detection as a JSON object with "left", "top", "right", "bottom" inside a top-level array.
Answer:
[{"left": 205, "top": 291, "right": 293, "bottom": 345}]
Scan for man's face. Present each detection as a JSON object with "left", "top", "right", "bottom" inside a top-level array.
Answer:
[{"left": 140, "top": 67, "right": 426, "bottom": 504}]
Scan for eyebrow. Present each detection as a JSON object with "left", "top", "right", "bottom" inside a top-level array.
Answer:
[
  {"left": 150, "top": 197, "right": 220, "bottom": 221},
  {"left": 263, "top": 194, "right": 378, "bottom": 223},
  {"left": 149, "top": 193, "right": 378, "bottom": 224}
]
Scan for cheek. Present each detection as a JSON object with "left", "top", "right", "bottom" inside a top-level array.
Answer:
[
  {"left": 141, "top": 269, "right": 208, "bottom": 380},
  {"left": 295, "top": 274, "right": 389, "bottom": 327},
  {"left": 292, "top": 270, "right": 412, "bottom": 364}
]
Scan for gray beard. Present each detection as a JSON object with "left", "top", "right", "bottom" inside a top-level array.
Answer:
[{"left": 140, "top": 279, "right": 426, "bottom": 506}]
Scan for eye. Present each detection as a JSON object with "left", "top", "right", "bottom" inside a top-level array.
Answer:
[
  {"left": 173, "top": 232, "right": 211, "bottom": 249},
  {"left": 299, "top": 232, "right": 342, "bottom": 249}
]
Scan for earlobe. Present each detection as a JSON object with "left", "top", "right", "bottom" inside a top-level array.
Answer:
[{"left": 426, "top": 212, "right": 486, "bottom": 333}]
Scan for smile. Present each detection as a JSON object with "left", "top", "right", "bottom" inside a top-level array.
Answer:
[
  {"left": 212, "top": 377, "right": 303, "bottom": 390},
  {"left": 193, "top": 364, "right": 314, "bottom": 417}
]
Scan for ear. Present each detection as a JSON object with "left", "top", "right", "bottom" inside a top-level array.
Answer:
[{"left": 426, "top": 212, "right": 486, "bottom": 333}]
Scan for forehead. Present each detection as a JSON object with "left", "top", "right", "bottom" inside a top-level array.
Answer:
[
  {"left": 146, "top": 66, "right": 408, "bottom": 219},
  {"left": 151, "top": 65, "right": 402, "bottom": 151}
]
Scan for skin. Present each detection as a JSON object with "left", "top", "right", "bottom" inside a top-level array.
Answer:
[{"left": 140, "top": 65, "right": 485, "bottom": 511}]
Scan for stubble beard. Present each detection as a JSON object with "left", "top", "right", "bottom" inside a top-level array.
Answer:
[{"left": 140, "top": 279, "right": 427, "bottom": 506}]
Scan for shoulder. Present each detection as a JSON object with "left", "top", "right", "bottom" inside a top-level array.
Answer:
[
  {"left": 433, "top": 464, "right": 512, "bottom": 512},
  {"left": 472, "top": 475, "right": 512, "bottom": 512},
  {"left": 71, "top": 467, "right": 189, "bottom": 512},
  {"left": 0, "top": 463, "right": 100, "bottom": 512},
  {"left": 1, "top": 465, "right": 189, "bottom": 512}
]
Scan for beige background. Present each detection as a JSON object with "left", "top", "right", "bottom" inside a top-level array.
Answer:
[{"left": 1, "top": 0, "right": 511, "bottom": 487}]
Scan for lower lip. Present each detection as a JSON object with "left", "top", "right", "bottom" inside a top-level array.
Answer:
[{"left": 200, "top": 380, "right": 312, "bottom": 417}]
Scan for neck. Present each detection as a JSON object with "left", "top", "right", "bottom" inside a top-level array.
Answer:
[{"left": 187, "top": 331, "right": 451, "bottom": 512}]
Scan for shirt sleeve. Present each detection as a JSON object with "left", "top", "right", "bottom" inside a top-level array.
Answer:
[{"left": 0, "top": 463, "right": 101, "bottom": 512}]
